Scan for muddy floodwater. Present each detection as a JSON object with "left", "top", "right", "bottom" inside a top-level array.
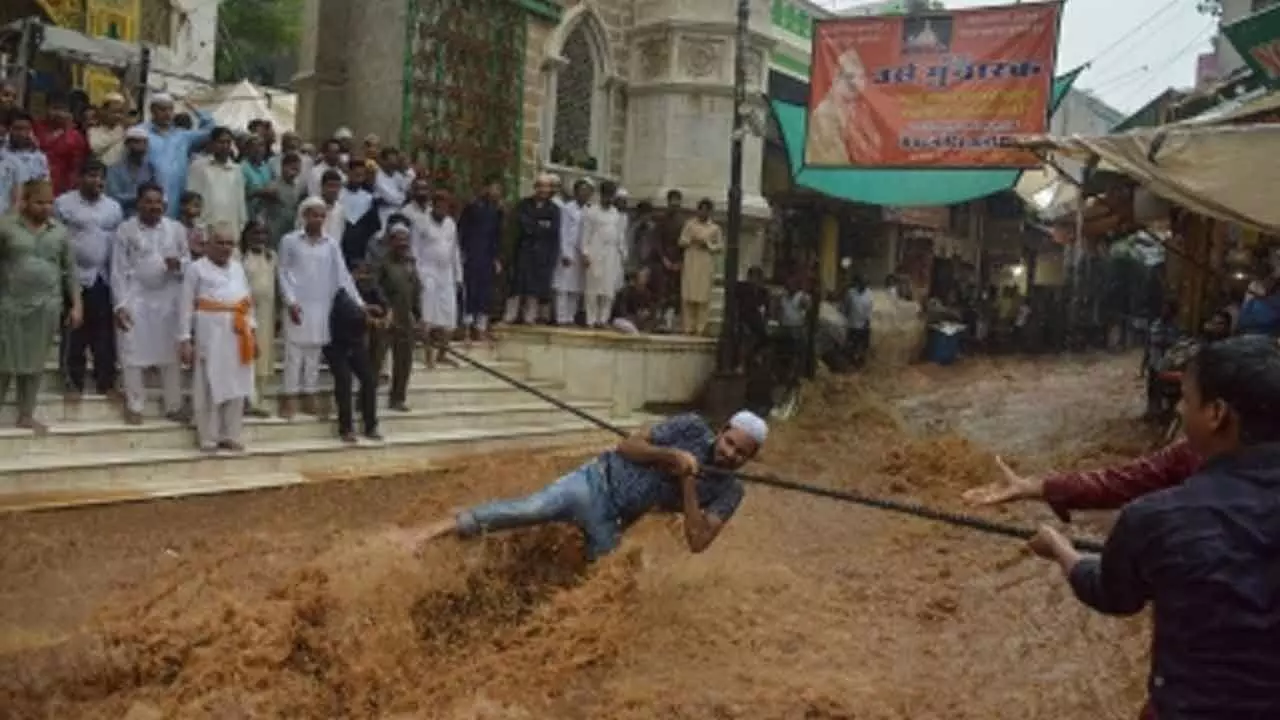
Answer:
[{"left": 0, "top": 354, "right": 1160, "bottom": 719}]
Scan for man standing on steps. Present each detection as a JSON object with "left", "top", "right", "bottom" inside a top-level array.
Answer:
[
  {"left": 277, "top": 196, "right": 366, "bottom": 420},
  {"left": 55, "top": 160, "right": 123, "bottom": 402},
  {"left": 396, "top": 411, "right": 768, "bottom": 561},
  {"left": 580, "top": 180, "right": 625, "bottom": 329},
  {"left": 111, "top": 183, "right": 189, "bottom": 425},
  {"left": 178, "top": 223, "right": 256, "bottom": 453},
  {"left": 553, "top": 179, "right": 592, "bottom": 326}
]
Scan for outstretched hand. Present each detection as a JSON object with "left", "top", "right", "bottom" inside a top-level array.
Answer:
[{"left": 962, "top": 456, "right": 1042, "bottom": 507}]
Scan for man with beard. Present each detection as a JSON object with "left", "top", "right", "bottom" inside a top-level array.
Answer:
[
  {"left": 503, "top": 173, "right": 561, "bottom": 325},
  {"left": 457, "top": 173, "right": 505, "bottom": 342},
  {"left": 106, "top": 126, "right": 158, "bottom": 217},
  {"left": 652, "top": 189, "right": 686, "bottom": 332},
  {"left": 0, "top": 179, "right": 81, "bottom": 431},
  {"left": 179, "top": 223, "right": 256, "bottom": 452},
  {"left": 54, "top": 160, "right": 123, "bottom": 401},
  {"left": 112, "top": 183, "right": 190, "bottom": 425},
  {"left": 396, "top": 410, "right": 768, "bottom": 562},
  {"left": 0, "top": 111, "right": 50, "bottom": 215},
  {"left": 139, "top": 93, "right": 214, "bottom": 219}
]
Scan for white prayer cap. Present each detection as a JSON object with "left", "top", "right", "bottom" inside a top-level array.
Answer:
[
  {"left": 728, "top": 410, "right": 768, "bottom": 445},
  {"left": 616, "top": 187, "right": 629, "bottom": 199},
  {"left": 334, "top": 127, "right": 354, "bottom": 140},
  {"left": 547, "top": 173, "right": 562, "bottom": 184},
  {"left": 149, "top": 92, "right": 174, "bottom": 107},
  {"left": 386, "top": 217, "right": 412, "bottom": 236},
  {"left": 125, "top": 125, "right": 149, "bottom": 140},
  {"left": 103, "top": 92, "right": 125, "bottom": 105},
  {"left": 299, "top": 196, "right": 328, "bottom": 213}
]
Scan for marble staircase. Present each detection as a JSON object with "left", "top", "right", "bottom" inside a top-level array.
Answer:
[{"left": 0, "top": 345, "right": 651, "bottom": 512}]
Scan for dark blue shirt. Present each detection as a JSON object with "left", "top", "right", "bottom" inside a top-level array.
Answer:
[
  {"left": 595, "top": 413, "right": 745, "bottom": 528},
  {"left": 1068, "top": 443, "right": 1280, "bottom": 720}
]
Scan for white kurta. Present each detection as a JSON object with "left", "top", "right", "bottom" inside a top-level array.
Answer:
[
  {"left": 306, "top": 162, "right": 346, "bottom": 198},
  {"left": 187, "top": 158, "right": 247, "bottom": 233},
  {"left": 295, "top": 200, "right": 346, "bottom": 245},
  {"left": 111, "top": 216, "right": 189, "bottom": 367},
  {"left": 179, "top": 257, "right": 255, "bottom": 405},
  {"left": 581, "top": 205, "right": 625, "bottom": 297},
  {"left": 276, "top": 230, "right": 362, "bottom": 346},
  {"left": 552, "top": 201, "right": 587, "bottom": 294},
  {"left": 373, "top": 169, "right": 407, "bottom": 231},
  {"left": 411, "top": 212, "right": 463, "bottom": 328}
]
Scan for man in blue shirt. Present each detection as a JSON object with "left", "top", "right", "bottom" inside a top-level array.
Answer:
[
  {"left": 1029, "top": 335, "right": 1280, "bottom": 720},
  {"left": 399, "top": 411, "right": 767, "bottom": 560}
]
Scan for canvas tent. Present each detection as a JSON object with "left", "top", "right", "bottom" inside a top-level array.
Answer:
[
  {"left": 182, "top": 80, "right": 297, "bottom": 134},
  {"left": 1023, "top": 123, "right": 1280, "bottom": 234}
]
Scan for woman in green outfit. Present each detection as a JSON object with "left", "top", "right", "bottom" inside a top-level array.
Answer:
[{"left": 0, "top": 179, "right": 82, "bottom": 432}]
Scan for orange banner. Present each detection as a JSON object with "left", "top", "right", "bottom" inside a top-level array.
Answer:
[{"left": 804, "top": 2, "right": 1061, "bottom": 169}]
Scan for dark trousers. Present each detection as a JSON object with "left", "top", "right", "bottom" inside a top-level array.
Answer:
[
  {"left": 371, "top": 327, "right": 413, "bottom": 406},
  {"left": 62, "top": 278, "right": 116, "bottom": 394},
  {"left": 323, "top": 341, "right": 378, "bottom": 435}
]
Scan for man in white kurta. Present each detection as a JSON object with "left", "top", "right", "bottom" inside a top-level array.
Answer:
[
  {"left": 186, "top": 127, "right": 247, "bottom": 234},
  {"left": 111, "top": 183, "right": 189, "bottom": 424},
  {"left": 552, "top": 179, "right": 593, "bottom": 326},
  {"left": 277, "top": 196, "right": 364, "bottom": 418},
  {"left": 179, "top": 224, "right": 255, "bottom": 452},
  {"left": 580, "top": 181, "right": 625, "bottom": 329},
  {"left": 411, "top": 189, "right": 463, "bottom": 367}
]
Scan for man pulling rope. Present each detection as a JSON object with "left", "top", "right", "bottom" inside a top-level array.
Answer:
[{"left": 394, "top": 410, "right": 768, "bottom": 561}]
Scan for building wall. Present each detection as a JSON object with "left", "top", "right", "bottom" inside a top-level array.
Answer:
[
  {"left": 148, "top": 0, "right": 217, "bottom": 96},
  {"left": 340, "top": 0, "right": 406, "bottom": 145},
  {"left": 1215, "top": 0, "right": 1280, "bottom": 76}
]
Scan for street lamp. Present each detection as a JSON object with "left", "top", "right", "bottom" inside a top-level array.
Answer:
[{"left": 715, "top": 0, "right": 749, "bottom": 377}]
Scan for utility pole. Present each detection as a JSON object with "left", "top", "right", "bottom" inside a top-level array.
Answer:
[
  {"left": 715, "top": 0, "right": 749, "bottom": 376},
  {"left": 706, "top": 0, "right": 750, "bottom": 419}
]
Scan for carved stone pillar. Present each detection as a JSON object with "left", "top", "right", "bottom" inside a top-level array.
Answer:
[
  {"left": 292, "top": 0, "right": 350, "bottom": 141},
  {"left": 625, "top": 0, "right": 775, "bottom": 228}
]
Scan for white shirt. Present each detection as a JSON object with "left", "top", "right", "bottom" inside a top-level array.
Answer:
[
  {"left": 54, "top": 190, "right": 124, "bottom": 287},
  {"left": 306, "top": 161, "right": 346, "bottom": 198},
  {"left": 187, "top": 157, "right": 247, "bottom": 233}
]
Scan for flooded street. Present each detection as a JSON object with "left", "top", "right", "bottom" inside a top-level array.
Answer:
[{"left": 0, "top": 354, "right": 1160, "bottom": 719}]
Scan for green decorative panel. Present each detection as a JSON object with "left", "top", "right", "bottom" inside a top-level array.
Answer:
[{"left": 402, "top": 0, "right": 527, "bottom": 197}]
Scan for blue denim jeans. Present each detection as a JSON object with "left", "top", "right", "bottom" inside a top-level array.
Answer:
[{"left": 456, "top": 464, "right": 621, "bottom": 561}]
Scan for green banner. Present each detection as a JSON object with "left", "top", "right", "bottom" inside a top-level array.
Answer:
[{"left": 1224, "top": 4, "right": 1280, "bottom": 89}]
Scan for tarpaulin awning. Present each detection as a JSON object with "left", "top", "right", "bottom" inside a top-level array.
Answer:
[
  {"left": 3, "top": 19, "right": 139, "bottom": 70},
  {"left": 1026, "top": 123, "right": 1280, "bottom": 233},
  {"left": 768, "top": 69, "right": 1081, "bottom": 207}
]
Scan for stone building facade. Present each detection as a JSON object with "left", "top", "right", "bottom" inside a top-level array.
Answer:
[{"left": 295, "top": 0, "right": 774, "bottom": 264}]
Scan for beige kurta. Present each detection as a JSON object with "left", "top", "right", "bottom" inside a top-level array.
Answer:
[
  {"left": 242, "top": 249, "right": 277, "bottom": 379},
  {"left": 678, "top": 218, "right": 723, "bottom": 305},
  {"left": 187, "top": 158, "right": 248, "bottom": 233}
]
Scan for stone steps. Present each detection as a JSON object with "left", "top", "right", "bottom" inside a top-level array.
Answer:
[
  {"left": 0, "top": 401, "right": 614, "bottom": 456},
  {"left": 24, "top": 378, "right": 563, "bottom": 424},
  {"left": 0, "top": 419, "right": 648, "bottom": 513},
  {"left": 3, "top": 343, "right": 652, "bottom": 513}
]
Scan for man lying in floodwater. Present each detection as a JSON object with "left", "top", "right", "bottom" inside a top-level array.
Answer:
[
  {"left": 396, "top": 411, "right": 768, "bottom": 561},
  {"left": 1029, "top": 336, "right": 1280, "bottom": 720}
]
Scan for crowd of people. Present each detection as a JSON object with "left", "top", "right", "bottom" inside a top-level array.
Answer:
[{"left": 0, "top": 83, "right": 735, "bottom": 451}]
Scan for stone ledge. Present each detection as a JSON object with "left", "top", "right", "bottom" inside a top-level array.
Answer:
[{"left": 500, "top": 325, "right": 717, "bottom": 351}]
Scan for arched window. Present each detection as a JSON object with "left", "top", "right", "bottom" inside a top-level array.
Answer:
[{"left": 542, "top": 8, "right": 615, "bottom": 174}]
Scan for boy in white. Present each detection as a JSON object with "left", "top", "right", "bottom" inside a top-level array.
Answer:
[
  {"left": 580, "top": 180, "right": 625, "bottom": 328},
  {"left": 178, "top": 223, "right": 255, "bottom": 452},
  {"left": 277, "top": 196, "right": 365, "bottom": 419},
  {"left": 111, "top": 183, "right": 189, "bottom": 425}
]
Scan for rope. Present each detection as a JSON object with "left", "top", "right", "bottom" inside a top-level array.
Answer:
[{"left": 440, "top": 345, "right": 1106, "bottom": 553}]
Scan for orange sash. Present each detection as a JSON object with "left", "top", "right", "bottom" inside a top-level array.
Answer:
[{"left": 195, "top": 296, "right": 254, "bottom": 365}]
